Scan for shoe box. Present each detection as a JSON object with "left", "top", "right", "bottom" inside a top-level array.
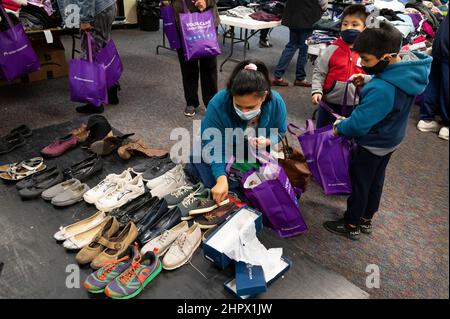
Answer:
[{"left": 0, "top": 34, "right": 68, "bottom": 86}]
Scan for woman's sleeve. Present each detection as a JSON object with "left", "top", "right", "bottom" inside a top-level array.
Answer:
[{"left": 269, "top": 94, "right": 288, "bottom": 146}]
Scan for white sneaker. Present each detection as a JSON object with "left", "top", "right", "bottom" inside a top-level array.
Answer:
[
  {"left": 162, "top": 223, "right": 202, "bottom": 270},
  {"left": 141, "top": 221, "right": 189, "bottom": 256},
  {"left": 150, "top": 166, "right": 188, "bottom": 199},
  {"left": 95, "top": 175, "right": 145, "bottom": 212},
  {"left": 83, "top": 169, "right": 132, "bottom": 204},
  {"left": 438, "top": 126, "right": 449, "bottom": 140},
  {"left": 417, "top": 120, "right": 441, "bottom": 132},
  {"left": 146, "top": 164, "right": 183, "bottom": 190}
]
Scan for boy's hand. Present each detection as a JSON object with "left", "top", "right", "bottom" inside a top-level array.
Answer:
[
  {"left": 194, "top": 0, "right": 207, "bottom": 11},
  {"left": 333, "top": 126, "right": 339, "bottom": 136},
  {"left": 161, "top": 1, "right": 170, "bottom": 6},
  {"left": 333, "top": 117, "right": 345, "bottom": 136},
  {"left": 349, "top": 74, "right": 365, "bottom": 87},
  {"left": 312, "top": 93, "right": 322, "bottom": 105}
]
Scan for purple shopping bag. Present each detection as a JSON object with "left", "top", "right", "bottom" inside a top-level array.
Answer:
[
  {"left": 161, "top": 4, "right": 181, "bottom": 50},
  {"left": 94, "top": 39, "right": 123, "bottom": 89},
  {"left": 288, "top": 102, "right": 353, "bottom": 195},
  {"left": 179, "top": 0, "right": 221, "bottom": 61},
  {"left": 0, "top": 5, "right": 40, "bottom": 81},
  {"left": 69, "top": 32, "right": 107, "bottom": 107},
  {"left": 240, "top": 152, "right": 308, "bottom": 238}
]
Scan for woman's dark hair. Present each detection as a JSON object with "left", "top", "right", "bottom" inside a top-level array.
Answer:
[
  {"left": 227, "top": 59, "right": 272, "bottom": 101},
  {"left": 354, "top": 21, "right": 403, "bottom": 58}
]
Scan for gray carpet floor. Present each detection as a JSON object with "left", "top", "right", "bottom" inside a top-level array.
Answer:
[{"left": 0, "top": 26, "right": 448, "bottom": 299}]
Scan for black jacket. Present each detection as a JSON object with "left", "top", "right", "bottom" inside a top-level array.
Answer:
[
  {"left": 432, "top": 15, "right": 449, "bottom": 61},
  {"left": 282, "top": 0, "right": 322, "bottom": 29}
]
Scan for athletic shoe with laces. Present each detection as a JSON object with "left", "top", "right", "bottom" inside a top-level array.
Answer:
[
  {"left": 150, "top": 166, "right": 188, "bottom": 199},
  {"left": 162, "top": 223, "right": 201, "bottom": 270},
  {"left": 146, "top": 164, "right": 182, "bottom": 190},
  {"left": 417, "top": 120, "right": 441, "bottom": 132},
  {"left": 83, "top": 244, "right": 138, "bottom": 294},
  {"left": 164, "top": 182, "right": 205, "bottom": 208},
  {"left": 104, "top": 250, "right": 162, "bottom": 299},
  {"left": 323, "top": 218, "right": 360, "bottom": 240},
  {"left": 184, "top": 105, "right": 197, "bottom": 117},
  {"left": 95, "top": 175, "right": 145, "bottom": 212},
  {"left": 360, "top": 218, "right": 373, "bottom": 234},
  {"left": 439, "top": 126, "right": 449, "bottom": 140},
  {"left": 178, "top": 188, "right": 210, "bottom": 221},
  {"left": 140, "top": 221, "right": 189, "bottom": 256},
  {"left": 83, "top": 169, "right": 133, "bottom": 204}
]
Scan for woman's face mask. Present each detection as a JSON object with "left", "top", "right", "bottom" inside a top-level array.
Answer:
[
  {"left": 234, "top": 106, "right": 261, "bottom": 121},
  {"left": 233, "top": 92, "right": 266, "bottom": 121}
]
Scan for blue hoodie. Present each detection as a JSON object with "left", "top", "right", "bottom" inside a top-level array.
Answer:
[
  {"left": 336, "top": 51, "right": 432, "bottom": 150},
  {"left": 201, "top": 89, "right": 287, "bottom": 179}
]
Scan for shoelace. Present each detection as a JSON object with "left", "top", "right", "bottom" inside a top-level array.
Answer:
[
  {"left": 170, "top": 185, "right": 193, "bottom": 198},
  {"left": 181, "top": 189, "right": 203, "bottom": 207},
  {"left": 104, "top": 182, "right": 125, "bottom": 199},
  {"left": 175, "top": 233, "right": 187, "bottom": 251},
  {"left": 118, "top": 255, "right": 143, "bottom": 285},
  {"left": 98, "top": 256, "right": 129, "bottom": 281},
  {"left": 157, "top": 230, "right": 170, "bottom": 245}
]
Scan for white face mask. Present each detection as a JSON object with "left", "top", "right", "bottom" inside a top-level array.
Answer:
[{"left": 234, "top": 106, "right": 261, "bottom": 121}]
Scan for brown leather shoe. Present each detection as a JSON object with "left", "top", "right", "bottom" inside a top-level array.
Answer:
[
  {"left": 272, "top": 78, "right": 289, "bottom": 87},
  {"left": 90, "top": 222, "right": 138, "bottom": 269},
  {"left": 69, "top": 123, "right": 88, "bottom": 143},
  {"left": 75, "top": 216, "right": 119, "bottom": 265},
  {"left": 294, "top": 79, "right": 312, "bottom": 87},
  {"left": 117, "top": 138, "right": 168, "bottom": 160}
]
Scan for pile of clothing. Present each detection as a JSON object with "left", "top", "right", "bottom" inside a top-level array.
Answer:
[
  {"left": 0, "top": 0, "right": 62, "bottom": 30},
  {"left": 222, "top": 0, "right": 286, "bottom": 22}
]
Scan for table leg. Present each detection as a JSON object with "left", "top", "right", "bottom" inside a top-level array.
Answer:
[
  {"left": 156, "top": 30, "right": 176, "bottom": 55},
  {"left": 220, "top": 26, "right": 235, "bottom": 72}
]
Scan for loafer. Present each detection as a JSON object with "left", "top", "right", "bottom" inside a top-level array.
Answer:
[
  {"left": 51, "top": 183, "right": 90, "bottom": 207},
  {"left": 162, "top": 223, "right": 201, "bottom": 270},
  {"left": 42, "top": 179, "right": 81, "bottom": 201},
  {"left": 109, "top": 192, "right": 154, "bottom": 219},
  {"left": 118, "top": 195, "right": 159, "bottom": 227},
  {"left": 65, "top": 156, "right": 103, "bottom": 182},
  {"left": 138, "top": 207, "right": 182, "bottom": 245},
  {"left": 131, "top": 155, "right": 171, "bottom": 175},
  {"left": 54, "top": 211, "right": 106, "bottom": 241},
  {"left": 19, "top": 169, "right": 64, "bottom": 199},
  {"left": 136, "top": 198, "right": 169, "bottom": 234},
  {"left": 76, "top": 216, "right": 120, "bottom": 265},
  {"left": 141, "top": 221, "right": 189, "bottom": 256},
  {"left": 91, "top": 222, "right": 139, "bottom": 269},
  {"left": 141, "top": 159, "right": 176, "bottom": 182},
  {"left": 16, "top": 166, "right": 59, "bottom": 190},
  {"left": 41, "top": 134, "right": 78, "bottom": 158},
  {"left": 63, "top": 154, "right": 97, "bottom": 176},
  {"left": 294, "top": 79, "right": 312, "bottom": 87},
  {"left": 0, "top": 132, "right": 26, "bottom": 155}
]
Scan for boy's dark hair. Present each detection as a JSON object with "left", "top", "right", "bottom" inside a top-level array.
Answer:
[
  {"left": 354, "top": 21, "right": 403, "bottom": 58},
  {"left": 227, "top": 59, "right": 272, "bottom": 101},
  {"left": 342, "top": 4, "right": 368, "bottom": 24}
]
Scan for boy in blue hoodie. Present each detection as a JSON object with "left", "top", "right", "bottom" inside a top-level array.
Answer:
[{"left": 323, "top": 22, "right": 432, "bottom": 240}]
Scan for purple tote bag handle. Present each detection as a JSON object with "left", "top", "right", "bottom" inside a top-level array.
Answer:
[
  {"left": 86, "top": 32, "right": 94, "bottom": 63},
  {"left": 0, "top": 4, "right": 14, "bottom": 30}
]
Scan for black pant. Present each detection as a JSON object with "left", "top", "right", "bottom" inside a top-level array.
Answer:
[
  {"left": 344, "top": 146, "right": 394, "bottom": 226},
  {"left": 177, "top": 50, "right": 218, "bottom": 108},
  {"left": 260, "top": 28, "right": 270, "bottom": 41}
]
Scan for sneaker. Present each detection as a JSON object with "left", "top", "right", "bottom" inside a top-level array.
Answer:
[
  {"left": 259, "top": 39, "right": 273, "bottom": 48},
  {"left": 83, "top": 169, "right": 133, "bottom": 204},
  {"left": 188, "top": 191, "right": 230, "bottom": 217},
  {"left": 438, "top": 126, "right": 449, "bottom": 140},
  {"left": 271, "top": 77, "right": 289, "bottom": 87},
  {"left": 323, "top": 219, "right": 360, "bottom": 240},
  {"left": 95, "top": 175, "right": 145, "bottom": 212},
  {"left": 104, "top": 251, "right": 162, "bottom": 299},
  {"left": 140, "top": 221, "right": 189, "bottom": 256},
  {"left": 76, "top": 104, "right": 104, "bottom": 114},
  {"left": 164, "top": 182, "right": 205, "bottom": 208},
  {"left": 194, "top": 202, "right": 239, "bottom": 229},
  {"left": 162, "top": 223, "right": 201, "bottom": 270},
  {"left": 360, "top": 218, "right": 373, "bottom": 235},
  {"left": 417, "top": 120, "right": 441, "bottom": 132},
  {"left": 142, "top": 160, "right": 177, "bottom": 184},
  {"left": 184, "top": 105, "right": 197, "bottom": 117},
  {"left": 178, "top": 188, "right": 210, "bottom": 221},
  {"left": 83, "top": 244, "right": 138, "bottom": 294},
  {"left": 150, "top": 166, "right": 188, "bottom": 199},
  {"left": 146, "top": 164, "right": 182, "bottom": 190}
]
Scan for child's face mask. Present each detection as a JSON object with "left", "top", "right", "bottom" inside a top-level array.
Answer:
[
  {"left": 341, "top": 29, "right": 361, "bottom": 44},
  {"left": 360, "top": 52, "right": 399, "bottom": 75}
]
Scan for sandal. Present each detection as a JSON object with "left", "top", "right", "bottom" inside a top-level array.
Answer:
[
  {"left": 0, "top": 157, "right": 43, "bottom": 173},
  {"left": 90, "top": 133, "right": 135, "bottom": 156},
  {"left": 0, "top": 160, "right": 46, "bottom": 181},
  {"left": 117, "top": 138, "right": 168, "bottom": 160}
]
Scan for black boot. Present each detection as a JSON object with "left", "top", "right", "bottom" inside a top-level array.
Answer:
[
  {"left": 108, "top": 84, "right": 120, "bottom": 105},
  {"left": 76, "top": 104, "right": 104, "bottom": 114}
]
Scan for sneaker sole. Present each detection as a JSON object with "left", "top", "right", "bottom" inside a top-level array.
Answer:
[
  {"left": 51, "top": 197, "right": 84, "bottom": 207},
  {"left": 107, "top": 262, "right": 163, "bottom": 299},
  {"left": 323, "top": 223, "right": 360, "bottom": 241},
  {"left": 181, "top": 215, "right": 194, "bottom": 221},
  {"left": 162, "top": 239, "right": 201, "bottom": 271},
  {"left": 188, "top": 198, "right": 230, "bottom": 216},
  {"left": 184, "top": 112, "right": 196, "bottom": 117},
  {"left": 438, "top": 134, "right": 449, "bottom": 140},
  {"left": 417, "top": 126, "right": 440, "bottom": 133},
  {"left": 196, "top": 223, "right": 217, "bottom": 230}
]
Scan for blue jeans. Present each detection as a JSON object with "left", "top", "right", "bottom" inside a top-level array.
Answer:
[
  {"left": 420, "top": 60, "right": 449, "bottom": 125},
  {"left": 274, "top": 28, "right": 312, "bottom": 81}
]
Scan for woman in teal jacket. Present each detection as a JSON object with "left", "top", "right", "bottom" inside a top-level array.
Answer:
[{"left": 196, "top": 60, "right": 288, "bottom": 204}]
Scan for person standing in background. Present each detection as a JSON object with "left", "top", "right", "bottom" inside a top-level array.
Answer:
[
  {"left": 162, "top": 0, "right": 219, "bottom": 117},
  {"left": 75, "top": 0, "right": 119, "bottom": 114},
  {"left": 272, "top": 0, "right": 328, "bottom": 88}
]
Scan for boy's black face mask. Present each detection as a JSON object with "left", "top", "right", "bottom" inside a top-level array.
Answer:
[{"left": 362, "top": 53, "right": 398, "bottom": 75}]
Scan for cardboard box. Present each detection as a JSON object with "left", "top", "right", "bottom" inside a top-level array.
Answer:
[
  {"left": 27, "top": 36, "right": 68, "bottom": 82},
  {"left": 224, "top": 256, "right": 292, "bottom": 299},
  {"left": 235, "top": 262, "right": 267, "bottom": 297},
  {"left": 203, "top": 207, "right": 263, "bottom": 270}
]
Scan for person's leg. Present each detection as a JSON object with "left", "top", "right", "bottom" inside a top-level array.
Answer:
[
  {"left": 273, "top": 28, "right": 300, "bottom": 84},
  {"left": 294, "top": 28, "right": 313, "bottom": 85},
  {"left": 438, "top": 60, "right": 449, "bottom": 140},
  {"left": 177, "top": 49, "right": 200, "bottom": 116},
  {"left": 259, "top": 28, "right": 272, "bottom": 48},
  {"left": 418, "top": 60, "right": 441, "bottom": 131},
  {"left": 77, "top": 4, "right": 116, "bottom": 114},
  {"left": 199, "top": 56, "right": 218, "bottom": 108}
]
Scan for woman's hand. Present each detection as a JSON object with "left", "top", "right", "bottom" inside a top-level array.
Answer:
[
  {"left": 211, "top": 175, "right": 229, "bottom": 205},
  {"left": 194, "top": 0, "right": 207, "bottom": 11},
  {"left": 161, "top": 1, "right": 170, "bottom": 6},
  {"left": 311, "top": 93, "right": 322, "bottom": 105},
  {"left": 249, "top": 136, "right": 271, "bottom": 150}
]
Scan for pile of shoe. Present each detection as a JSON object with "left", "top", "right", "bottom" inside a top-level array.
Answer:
[
  {"left": 42, "top": 178, "right": 90, "bottom": 207},
  {"left": 0, "top": 125, "right": 32, "bottom": 155},
  {"left": 83, "top": 243, "right": 162, "bottom": 299},
  {"left": 63, "top": 154, "right": 103, "bottom": 182},
  {"left": 0, "top": 157, "right": 46, "bottom": 182},
  {"left": 17, "top": 166, "right": 65, "bottom": 200},
  {"left": 83, "top": 168, "right": 145, "bottom": 212}
]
